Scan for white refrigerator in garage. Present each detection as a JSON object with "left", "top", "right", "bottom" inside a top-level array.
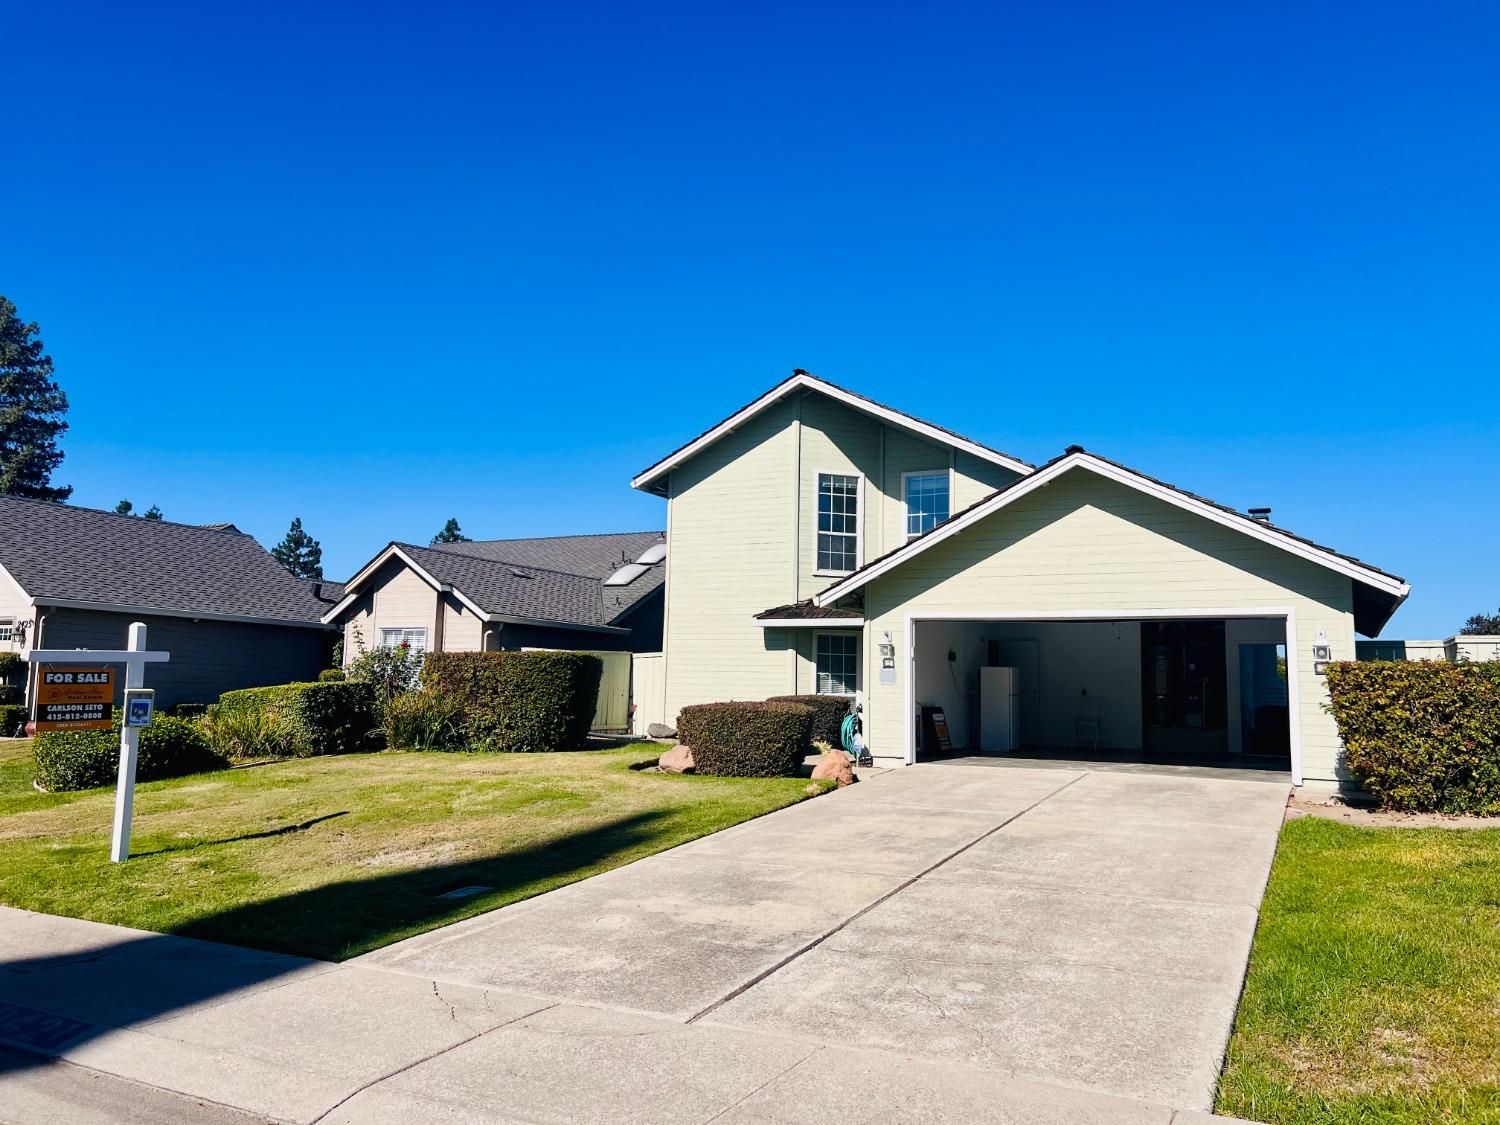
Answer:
[{"left": 979, "top": 666, "right": 1020, "bottom": 753}]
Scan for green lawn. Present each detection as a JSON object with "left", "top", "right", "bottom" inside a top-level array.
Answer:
[
  {"left": 0, "top": 739, "right": 824, "bottom": 961},
  {"left": 1218, "top": 817, "right": 1500, "bottom": 1124}
]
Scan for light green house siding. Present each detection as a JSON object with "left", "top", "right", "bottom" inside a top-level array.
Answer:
[
  {"left": 662, "top": 389, "right": 1023, "bottom": 722},
  {"left": 858, "top": 469, "right": 1356, "bottom": 782}
]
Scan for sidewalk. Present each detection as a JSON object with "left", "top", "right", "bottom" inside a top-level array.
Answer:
[{"left": 0, "top": 906, "right": 1251, "bottom": 1124}]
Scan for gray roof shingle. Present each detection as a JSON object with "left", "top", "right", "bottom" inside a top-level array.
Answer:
[
  {"left": 431, "top": 531, "right": 666, "bottom": 623},
  {"left": 0, "top": 495, "right": 334, "bottom": 626},
  {"left": 396, "top": 543, "right": 625, "bottom": 628}
]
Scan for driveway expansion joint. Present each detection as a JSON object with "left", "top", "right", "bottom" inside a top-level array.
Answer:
[{"left": 683, "top": 771, "right": 1086, "bottom": 1024}]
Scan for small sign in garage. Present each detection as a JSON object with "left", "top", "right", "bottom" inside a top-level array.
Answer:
[{"left": 35, "top": 667, "right": 116, "bottom": 731}]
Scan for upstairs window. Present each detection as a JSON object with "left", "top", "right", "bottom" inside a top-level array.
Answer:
[
  {"left": 817, "top": 473, "right": 860, "bottom": 573},
  {"left": 379, "top": 626, "right": 428, "bottom": 652},
  {"left": 816, "top": 633, "right": 859, "bottom": 695},
  {"left": 904, "top": 471, "right": 950, "bottom": 538}
]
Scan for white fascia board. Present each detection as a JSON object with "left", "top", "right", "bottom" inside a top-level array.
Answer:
[
  {"left": 34, "top": 597, "right": 334, "bottom": 631},
  {"left": 753, "top": 617, "right": 865, "bottom": 628},
  {"left": 631, "top": 373, "right": 1031, "bottom": 492},
  {"left": 814, "top": 453, "right": 1410, "bottom": 606}
]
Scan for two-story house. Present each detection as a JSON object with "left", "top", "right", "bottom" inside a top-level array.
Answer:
[{"left": 632, "top": 371, "right": 1409, "bottom": 788}]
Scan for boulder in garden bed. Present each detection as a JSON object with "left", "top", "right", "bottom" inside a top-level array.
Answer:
[
  {"left": 811, "top": 749, "right": 856, "bottom": 787},
  {"left": 659, "top": 745, "right": 695, "bottom": 773},
  {"left": 647, "top": 723, "right": 677, "bottom": 740}
]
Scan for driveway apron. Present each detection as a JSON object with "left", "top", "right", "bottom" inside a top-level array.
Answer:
[{"left": 359, "top": 760, "right": 1289, "bottom": 1111}]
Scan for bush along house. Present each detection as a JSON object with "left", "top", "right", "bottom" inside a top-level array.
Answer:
[
  {"left": 323, "top": 532, "right": 665, "bottom": 733},
  {"left": 0, "top": 495, "right": 340, "bottom": 716},
  {"left": 631, "top": 370, "right": 1409, "bottom": 789}
]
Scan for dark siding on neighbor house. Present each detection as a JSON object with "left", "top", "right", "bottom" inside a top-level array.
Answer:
[
  {"left": 611, "top": 588, "right": 663, "bottom": 651},
  {"left": 489, "top": 622, "right": 639, "bottom": 653},
  {"left": 35, "top": 608, "right": 332, "bottom": 708}
]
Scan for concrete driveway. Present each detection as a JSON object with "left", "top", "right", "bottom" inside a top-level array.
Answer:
[{"left": 358, "top": 759, "right": 1289, "bottom": 1117}]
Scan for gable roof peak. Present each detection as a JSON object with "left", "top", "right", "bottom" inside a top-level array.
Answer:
[{"left": 631, "top": 370, "right": 1032, "bottom": 495}]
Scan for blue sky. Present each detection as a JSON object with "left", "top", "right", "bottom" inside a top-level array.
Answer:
[{"left": 5, "top": 1, "right": 1496, "bottom": 636}]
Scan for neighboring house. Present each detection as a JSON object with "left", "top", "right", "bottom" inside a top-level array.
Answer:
[
  {"left": 633, "top": 370, "right": 1410, "bottom": 787},
  {"left": 0, "top": 496, "right": 338, "bottom": 709},
  {"left": 1358, "top": 636, "right": 1500, "bottom": 663},
  {"left": 323, "top": 532, "right": 666, "bottom": 660}
]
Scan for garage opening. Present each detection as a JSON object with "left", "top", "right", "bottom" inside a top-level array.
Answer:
[{"left": 912, "top": 616, "right": 1291, "bottom": 772}]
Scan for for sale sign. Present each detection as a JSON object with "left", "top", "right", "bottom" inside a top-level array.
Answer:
[{"left": 36, "top": 667, "right": 114, "bottom": 731}]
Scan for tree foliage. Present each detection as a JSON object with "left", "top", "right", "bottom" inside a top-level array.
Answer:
[
  {"left": 0, "top": 295, "right": 71, "bottom": 501},
  {"left": 272, "top": 516, "right": 323, "bottom": 578},
  {"left": 114, "top": 499, "right": 133, "bottom": 515},
  {"left": 431, "top": 517, "right": 470, "bottom": 545},
  {"left": 1462, "top": 609, "right": 1500, "bottom": 635},
  {"left": 143, "top": 504, "right": 163, "bottom": 521}
]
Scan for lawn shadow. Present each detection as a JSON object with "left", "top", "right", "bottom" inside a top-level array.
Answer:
[
  {"left": 129, "top": 811, "right": 351, "bottom": 858},
  {"left": 0, "top": 808, "right": 672, "bottom": 1076}
]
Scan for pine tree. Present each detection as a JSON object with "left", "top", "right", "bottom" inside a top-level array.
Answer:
[
  {"left": 0, "top": 296, "right": 71, "bottom": 501},
  {"left": 143, "top": 505, "right": 163, "bottom": 521},
  {"left": 272, "top": 517, "right": 323, "bottom": 578},
  {"left": 1462, "top": 608, "right": 1500, "bottom": 635},
  {"left": 431, "top": 517, "right": 470, "bottom": 545},
  {"left": 114, "top": 499, "right": 133, "bottom": 515}
]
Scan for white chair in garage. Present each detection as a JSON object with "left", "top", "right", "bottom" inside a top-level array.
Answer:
[{"left": 1072, "top": 696, "right": 1102, "bottom": 752}]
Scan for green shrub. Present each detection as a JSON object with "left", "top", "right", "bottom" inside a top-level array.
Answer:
[
  {"left": 318, "top": 668, "right": 346, "bottom": 682},
  {"left": 421, "top": 651, "right": 602, "bottom": 752},
  {"left": 768, "top": 694, "right": 849, "bottom": 751},
  {"left": 167, "top": 702, "right": 209, "bottom": 719},
  {"left": 1325, "top": 660, "right": 1500, "bottom": 813},
  {"left": 677, "top": 701, "right": 813, "bottom": 777},
  {"left": 209, "top": 681, "right": 377, "bottom": 759},
  {"left": 33, "top": 714, "right": 225, "bottom": 792},
  {"left": 384, "top": 688, "right": 466, "bottom": 751},
  {"left": 345, "top": 644, "right": 423, "bottom": 715},
  {"left": 0, "top": 651, "right": 24, "bottom": 681},
  {"left": 0, "top": 684, "right": 21, "bottom": 707},
  {"left": 0, "top": 704, "right": 27, "bottom": 737}
]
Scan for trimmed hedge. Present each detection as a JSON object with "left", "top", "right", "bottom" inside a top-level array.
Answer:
[
  {"left": 0, "top": 651, "right": 24, "bottom": 680},
  {"left": 317, "top": 668, "right": 346, "bottom": 682},
  {"left": 167, "top": 702, "right": 209, "bottom": 719},
  {"left": 1325, "top": 660, "right": 1500, "bottom": 813},
  {"left": 421, "top": 651, "right": 603, "bottom": 752},
  {"left": 677, "top": 701, "right": 813, "bottom": 777},
  {"left": 768, "top": 694, "right": 849, "bottom": 751},
  {"left": 33, "top": 714, "right": 225, "bottom": 792},
  {"left": 0, "top": 704, "right": 26, "bottom": 737},
  {"left": 211, "top": 681, "right": 377, "bottom": 758}
]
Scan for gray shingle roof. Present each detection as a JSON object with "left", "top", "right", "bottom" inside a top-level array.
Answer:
[
  {"left": 0, "top": 495, "right": 334, "bottom": 627},
  {"left": 396, "top": 543, "right": 627, "bottom": 628},
  {"left": 432, "top": 531, "right": 666, "bottom": 623}
]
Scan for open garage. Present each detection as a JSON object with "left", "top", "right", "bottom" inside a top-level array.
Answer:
[{"left": 910, "top": 614, "right": 1292, "bottom": 773}]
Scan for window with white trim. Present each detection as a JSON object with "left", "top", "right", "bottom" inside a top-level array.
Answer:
[
  {"left": 904, "top": 471, "right": 950, "bottom": 538},
  {"left": 0, "top": 620, "right": 13, "bottom": 644},
  {"left": 815, "top": 633, "right": 859, "bottom": 695},
  {"left": 379, "top": 627, "right": 428, "bottom": 652},
  {"left": 817, "top": 473, "right": 860, "bottom": 573}
]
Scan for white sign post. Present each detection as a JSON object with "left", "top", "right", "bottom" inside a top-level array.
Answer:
[{"left": 27, "top": 622, "right": 170, "bottom": 862}]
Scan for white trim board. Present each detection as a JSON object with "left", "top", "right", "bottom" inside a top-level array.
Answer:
[
  {"left": 815, "top": 452, "right": 1409, "bottom": 607},
  {"left": 901, "top": 608, "right": 1303, "bottom": 786},
  {"left": 631, "top": 372, "right": 1031, "bottom": 493}
]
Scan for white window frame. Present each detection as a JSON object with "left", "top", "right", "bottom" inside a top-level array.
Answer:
[
  {"left": 901, "top": 468, "right": 955, "bottom": 540},
  {"left": 814, "top": 631, "right": 860, "bottom": 696},
  {"left": 814, "top": 470, "right": 864, "bottom": 577},
  {"left": 0, "top": 619, "right": 14, "bottom": 645},
  {"left": 378, "top": 626, "right": 429, "bottom": 652}
]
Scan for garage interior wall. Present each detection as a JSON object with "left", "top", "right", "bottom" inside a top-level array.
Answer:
[{"left": 913, "top": 618, "right": 1286, "bottom": 754}]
